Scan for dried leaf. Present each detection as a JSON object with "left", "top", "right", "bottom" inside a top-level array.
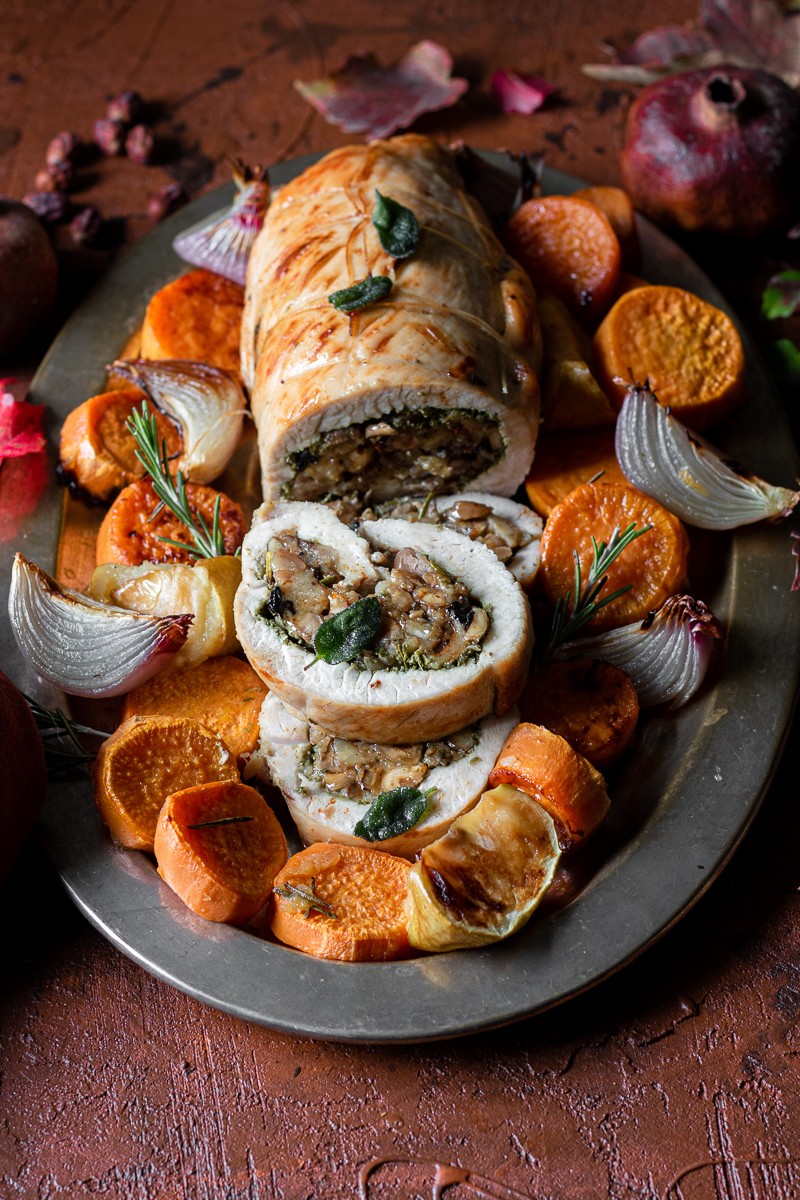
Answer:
[
  {"left": 491, "top": 70, "right": 556, "bottom": 114},
  {"left": 583, "top": 0, "right": 800, "bottom": 88},
  {"left": 762, "top": 269, "right": 800, "bottom": 319},
  {"left": 294, "top": 40, "right": 468, "bottom": 140}
]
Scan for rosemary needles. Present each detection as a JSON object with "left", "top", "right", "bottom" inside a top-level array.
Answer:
[
  {"left": 24, "top": 694, "right": 105, "bottom": 773},
  {"left": 547, "top": 522, "right": 652, "bottom": 655},
  {"left": 126, "top": 402, "right": 228, "bottom": 559}
]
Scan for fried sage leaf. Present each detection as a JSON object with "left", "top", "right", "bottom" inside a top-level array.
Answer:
[
  {"left": 354, "top": 785, "right": 432, "bottom": 842},
  {"left": 313, "top": 595, "right": 382, "bottom": 664},
  {"left": 328, "top": 274, "right": 393, "bottom": 312},
  {"left": 372, "top": 190, "right": 420, "bottom": 259}
]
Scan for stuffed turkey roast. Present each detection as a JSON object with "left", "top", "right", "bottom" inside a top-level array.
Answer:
[{"left": 241, "top": 134, "right": 542, "bottom": 504}]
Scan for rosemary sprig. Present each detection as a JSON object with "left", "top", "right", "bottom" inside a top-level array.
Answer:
[
  {"left": 24, "top": 694, "right": 106, "bottom": 774},
  {"left": 547, "top": 522, "right": 652, "bottom": 655},
  {"left": 274, "top": 878, "right": 337, "bottom": 920},
  {"left": 187, "top": 815, "right": 253, "bottom": 829},
  {"left": 126, "top": 402, "right": 227, "bottom": 559}
]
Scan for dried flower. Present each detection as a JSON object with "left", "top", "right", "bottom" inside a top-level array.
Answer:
[
  {"left": 70, "top": 205, "right": 103, "bottom": 246},
  {"left": 147, "top": 182, "right": 187, "bottom": 222},
  {"left": 35, "top": 161, "right": 74, "bottom": 193},
  {"left": 107, "top": 90, "right": 142, "bottom": 125},
  {"left": 126, "top": 123, "right": 155, "bottom": 165},
  {"left": 93, "top": 117, "right": 126, "bottom": 156},
  {"left": 23, "top": 191, "right": 69, "bottom": 223},
  {"left": 46, "top": 132, "right": 80, "bottom": 166}
]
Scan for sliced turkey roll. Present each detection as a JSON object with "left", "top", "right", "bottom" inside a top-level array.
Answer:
[
  {"left": 351, "top": 491, "right": 542, "bottom": 588},
  {"left": 242, "top": 134, "right": 541, "bottom": 504},
  {"left": 254, "top": 691, "right": 517, "bottom": 858},
  {"left": 234, "top": 501, "right": 533, "bottom": 744}
]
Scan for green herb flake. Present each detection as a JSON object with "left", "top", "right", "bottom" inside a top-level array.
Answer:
[
  {"left": 328, "top": 274, "right": 393, "bottom": 312},
  {"left": 372, "top": 190, "right": 420, "bottom": 259},
  {"left": 312, "top": 595, "right": 382, "bottom": 665},
  {"left": 762, "top": 269, "right": 800, "bottom": 320},
  {"left": 353, "top": 785, "right": 433, "bottom": 842}
]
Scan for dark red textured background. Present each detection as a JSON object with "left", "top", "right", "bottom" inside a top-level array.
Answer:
[{"left": 2, "top": 2, "right": 800, "bottom": 1196}]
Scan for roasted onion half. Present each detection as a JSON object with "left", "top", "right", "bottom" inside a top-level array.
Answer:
[
  {"left": 554, "top": 594, "right": 721, "bottom": 709},
  {"left": 111, "top": 358, "right": 246, "bottom": 485},
  {"left": 616, "top": 383, "right": 800, "bottom": 529},
  {"left": 9, "top": 554, "right": 192, "bottom": 698}
]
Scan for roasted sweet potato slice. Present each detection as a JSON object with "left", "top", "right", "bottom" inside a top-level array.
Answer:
[
  {"left": 122, "top": 655, "right": 267, "bottom": 759},
  {"left": 270, "top": 842, "right": 412, "bottom": 962},
  {"left": 155, "top": 779, "right": 288, "bottom": 924},
  {"left": 593, "top": 285, "right": 746, "bottom": 431},
  {"left": 506, "top": 195, "right": 622, "bottom": 321},
  {"left": 140, "top": 268, "right": 244, "bottom": 376},
  {"left": 58, "top": 387, "right": 181, "bottom": 502},
  {"left": 520, "top": 658, "right": 639, "bottom": 770},
  {"left": 572, "top": 185, "right": 640, "bottom": 271},
  {"left": 525, "top": 428, "right": 625, "bottom": 517},
  {"left": 538, "top": 481, "right": 689, "bottom": 632},
  {"left": 96, "top": 477, "right": 245, "bottom": 566},
  {"left": 93, "top": 715, "right": 239, "bottom": 850},
  {"left": 488, "top": 722, "right": 610, "bottom": 846}
]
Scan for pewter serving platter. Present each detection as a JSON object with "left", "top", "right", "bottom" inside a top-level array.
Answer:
[{"left": 4, "top": 154, "right": 799, "bottom": 1042}]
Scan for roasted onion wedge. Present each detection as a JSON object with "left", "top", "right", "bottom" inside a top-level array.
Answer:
[
  {"left": 9, "top": 554, "right": 191, "bottom": 698},
  {"left": 405, "top": 783, "right": 561, "bottom": 951},
  {"left": 110, "top": 358, "right": 246, "bottom": 485},
  {"left": 254, "top": 691, "right": 518, "bottom": 857},
  {"left": 616, "top": 382, "right": 800, "bottom": 529},
  {"left": 554, "top": 594, "right": 721, "bottom": 709}
]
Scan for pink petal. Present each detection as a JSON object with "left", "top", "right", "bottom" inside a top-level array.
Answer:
[
  {"left": 0, "top": 393, "right": 46, "bottom": 461},
  {"left": 491, "top": 70, "right": 556, "bottom": 115},
  {"left": 294, "top": 40, "right": 468, "bottom": 140}
]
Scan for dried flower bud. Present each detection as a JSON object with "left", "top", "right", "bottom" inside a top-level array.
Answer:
[
  {"left": 107, "top": 90, "right": 142, "bottom": 125},
  {"left": 70, "top": 205, "right": 103, "bottom": 246},
  {"left": 34, "top": 161, "right": 74, "bottom": 193},
  {"left": 23, "top": 191, "right": 69, "bottom": 223},
  {"left": 46, "top": 132, "right": 80, "bottom": 167},
  {"left": 93, "top": 117, "right": 126, "bottom": 157},
  {"left": 147, "top": 182, "right": 187, "bottom": 222},
  {"left": 125, "top": 124, "right": 155, "bottom": 165}
]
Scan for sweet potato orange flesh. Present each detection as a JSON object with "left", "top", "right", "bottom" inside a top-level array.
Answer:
[
  {"left": 58, "top": 388, "right": 182, "bottom": 502},
  {"left": 488, "top": 722, "right": 610, "bottom": 846},
  {"left": 520, "top": 658, "right": 639, "bottom": 770},
  {"left": 122, "top": 656, "right": 267, "bottom": 759},
  {"left": 270, "top": 842, "right": 412, "bottom": 962},
  {"left": 155, "top": 780, "right": 288, "bottom": 924},
  {"left": 506, "top": 195, "right": 622, "bottom": 321},
  {"left": 93, "top": 716, "right": 239, "bottom": 851},
  {"left": 525, "top": 428, "right": 625, "bottom": 517},
  {"left": 538, "top": 481, "right": 689, "bottom": 632},
  {"left": 572, "top": 185, "right": 640, "bottom": 271},
  {"left": 538, "top": 296, "right": 618, "bottom": 430},
  {"left": 96, "top": 477, "right": 245, "bottom": 566},
  {"left": 592, "top": 285, "right": 746, "bottom": 431},
  {"left": 140, "top": 268, "right": 244, "bottom": 376}
]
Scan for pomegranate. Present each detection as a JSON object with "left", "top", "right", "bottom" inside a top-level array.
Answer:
[
  {"left": 620, "top": 67, "right": 800, "bottom": 237},
  {"left": 0, "top": 199, "right": 58, "bottom": 355}
]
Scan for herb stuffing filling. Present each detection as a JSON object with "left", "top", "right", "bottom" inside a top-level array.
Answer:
[
  {"left": 301, "top": 722, "right": 479, "bottom": 802},
  {"left": 255, "top": 533, "right": 489, "bottom": 671},
  {"left": 284, "top": 408, "right": 503, "bottom": 504}
]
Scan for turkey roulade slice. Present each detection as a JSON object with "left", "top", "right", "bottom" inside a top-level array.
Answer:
[
  {"left": 253, "top": 692, "right": 517, "bottom": 858},
  {"left": 234, "top": 502, "right": 533, "bottom": 744},
  {"left": 345, "top": 491, "right": 542, "bottom": 589},
  {"left": 242, "top": 134, "right": 541, "bottom": 504}
]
